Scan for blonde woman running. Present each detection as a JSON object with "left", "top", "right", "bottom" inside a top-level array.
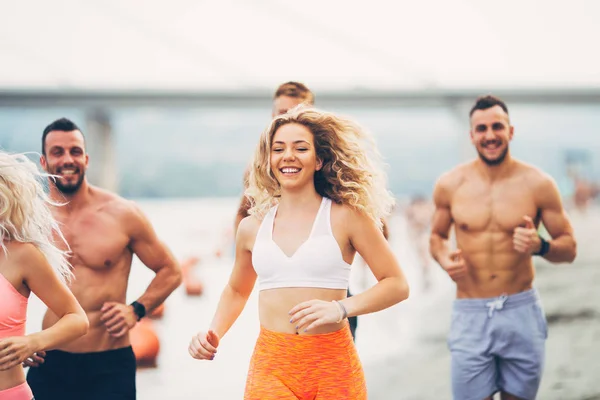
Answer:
[
  {"left": 0, "top": 151, "right": 88, "bottom": 400},
  {"left": 189, "top": 108, "right": 409, "bottom": 399}
]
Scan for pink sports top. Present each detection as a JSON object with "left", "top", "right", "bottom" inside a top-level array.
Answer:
[
  {"left": 0, "top": 273, "right": 28, "bottom": 339},
  {"left": 252, "top": 197, "right": 352, "bottom": 291}
]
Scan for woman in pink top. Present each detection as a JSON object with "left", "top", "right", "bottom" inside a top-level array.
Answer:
[{"left": 0, "top": 151, "right": 88, "bottom": 400}]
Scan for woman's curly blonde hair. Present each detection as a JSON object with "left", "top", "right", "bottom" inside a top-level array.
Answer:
[{"left": 246, "top": 107, "right": 395, "bottom": 229}]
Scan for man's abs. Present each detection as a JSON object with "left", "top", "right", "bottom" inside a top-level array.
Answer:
[
  {"left": 455, "top": 250, "right": 535, "bottom": 299},
  {"left": 42, "top": 309, "right": 130, "bottom": 353},
  {"left": 42, "top": 258, "right": 132, "bottom": 352}
]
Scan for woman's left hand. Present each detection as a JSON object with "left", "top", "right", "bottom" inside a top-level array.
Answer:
[
  {"left": 289, "top": 300, "right": 343, "bottom": 333},
  {"left": 0, "top": 336, "right": 36, "bottom": 371}
]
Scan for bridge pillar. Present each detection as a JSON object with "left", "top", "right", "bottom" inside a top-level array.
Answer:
[
  {"left": 447, "top": 98, "right": 475, "bottom": 163},
  {"left": 85, "top": 108, "right": 118, "bottom": 192}
]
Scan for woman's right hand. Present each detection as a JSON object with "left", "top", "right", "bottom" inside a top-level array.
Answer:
[
  {"left": 0, "top": 336, "right": 37, "bottom": 371},
  {"left": 188, "top": 329, "right": 220, "bottom": 360}
]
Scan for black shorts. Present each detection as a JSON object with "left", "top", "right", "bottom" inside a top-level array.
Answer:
[{"left": 27, "top": 346, "right": 136, "bottom": 400}]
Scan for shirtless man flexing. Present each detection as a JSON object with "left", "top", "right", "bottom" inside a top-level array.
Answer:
[
  {"left": 430, "top": 95, "right": 576, "bottom": 400},
  {"left": 26, "top": 118, "right": 182, "bottom": 400}
]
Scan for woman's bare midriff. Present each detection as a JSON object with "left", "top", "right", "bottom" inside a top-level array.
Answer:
[
  {"left": 259, "top": 287, "right": 348, "bottom": 335},
  {"left": 0, "top": 366, "right": 25, "bottom": 391}
]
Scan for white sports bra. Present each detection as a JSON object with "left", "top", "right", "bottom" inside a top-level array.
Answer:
[{"left": 252, "top": 197, "right": 352, "bottom": 291}]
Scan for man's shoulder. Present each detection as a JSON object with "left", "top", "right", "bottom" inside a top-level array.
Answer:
[
  {"left": 89, "top": 186, "right": 140, "bottom": 220},
  {"left": 435, "top": 163, "right": 470, "bottom": 191},
  {"left": 513, "top": 160, "right": 555, "bottom": 187}
]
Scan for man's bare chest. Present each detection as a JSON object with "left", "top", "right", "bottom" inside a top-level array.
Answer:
[
  {"left": 56, "top": 211, "right": 130, "bottom": 270},
  {"left": 451, "top": 181, "right": 538, "bottom": 233}
]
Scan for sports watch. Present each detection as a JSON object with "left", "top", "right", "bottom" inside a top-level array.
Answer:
[
  {"left": 130, "top": 301, "right": 146, "bottom": 321},
  {"left": 533, "top": 236, "right": 550, "bottom": 256}
]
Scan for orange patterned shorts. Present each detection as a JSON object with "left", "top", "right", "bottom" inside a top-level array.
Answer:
[{"left": 244, "top": 324, "right": 367, "bottom": 399}]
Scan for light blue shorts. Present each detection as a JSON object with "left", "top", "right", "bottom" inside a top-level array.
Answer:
[{"left": 448, "top": 289, "right": 548, "bottom": 400}]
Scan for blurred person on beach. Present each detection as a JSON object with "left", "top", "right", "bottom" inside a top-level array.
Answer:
[
  {"left": 564, "top": 154, "right": 600, "bottom": 213},
  {"left": 26, "top": 118, "right": 182, "bottom": 400},
  {"left": 0, "top": 151, "right": 88, "bottom": 400},
  {"left": 405, "top": 195, "right": 435, "bottom": 291},
  {"left": 430, "top": 95, "right": 577, "bottom": 400},
  {"left": 189, "top": 107, "right": 409, "bottom": 399},
  {"left": 568, "top": 171, "right": 600, "bottom": 213}
]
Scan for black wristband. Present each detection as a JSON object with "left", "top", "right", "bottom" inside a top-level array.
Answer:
[
  {"left": 533, "top": 236, "right": 550, "bottom": 256},
  {"left": 130, "top": 301, "right": 146, "bottom": 321}
]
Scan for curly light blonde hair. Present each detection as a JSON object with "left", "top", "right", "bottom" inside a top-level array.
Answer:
[
  {"left": 246, "top": 107, "right": 395, "bottom": 229},
  {"left": 0, "top": 151, "right": 72, "bottom": 282}
]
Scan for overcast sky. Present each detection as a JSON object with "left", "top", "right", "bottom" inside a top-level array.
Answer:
[{"left": 1, "top": 0, "right": 599, "bottom": 91}]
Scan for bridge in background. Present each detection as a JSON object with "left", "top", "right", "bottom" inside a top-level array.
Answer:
[{"left": 1, "top": 87, "right": 599, "bottom": 190}]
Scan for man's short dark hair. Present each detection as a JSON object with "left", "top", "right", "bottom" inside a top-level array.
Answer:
[
  {"left": 273, "top": 82, "right": 315, "bottom": 105},
  {"left": 469, "top": 95, "right": 509, "bottom": 117},
  {"left": 42, "top": 118, "right": 83, "bottom": 155}
]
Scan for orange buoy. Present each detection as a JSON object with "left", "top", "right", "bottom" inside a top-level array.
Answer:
[
  {"left": 185, "top": 278, "right": 204, "bottom": 296},
  {"left": 130, "top": 319, "right": 160, "bottom": 367},
  {"left": 180, "top": 255, "right": 205, "bottom": 297}
]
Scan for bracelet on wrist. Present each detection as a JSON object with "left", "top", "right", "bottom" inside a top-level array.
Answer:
[{"left": 333, "top": 300, "right": 348, "bottom": 323}]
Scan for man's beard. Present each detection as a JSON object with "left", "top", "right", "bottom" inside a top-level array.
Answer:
[
  {"left": 477, "top": 146, "right": 508, "bottom": 166},
  {"left": 52, "top": 172, "right": 85, "bottom": 194}
]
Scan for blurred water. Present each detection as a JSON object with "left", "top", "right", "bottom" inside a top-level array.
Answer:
[{"left": 3, "top": 104, "right": 600, "bottom": 199}]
